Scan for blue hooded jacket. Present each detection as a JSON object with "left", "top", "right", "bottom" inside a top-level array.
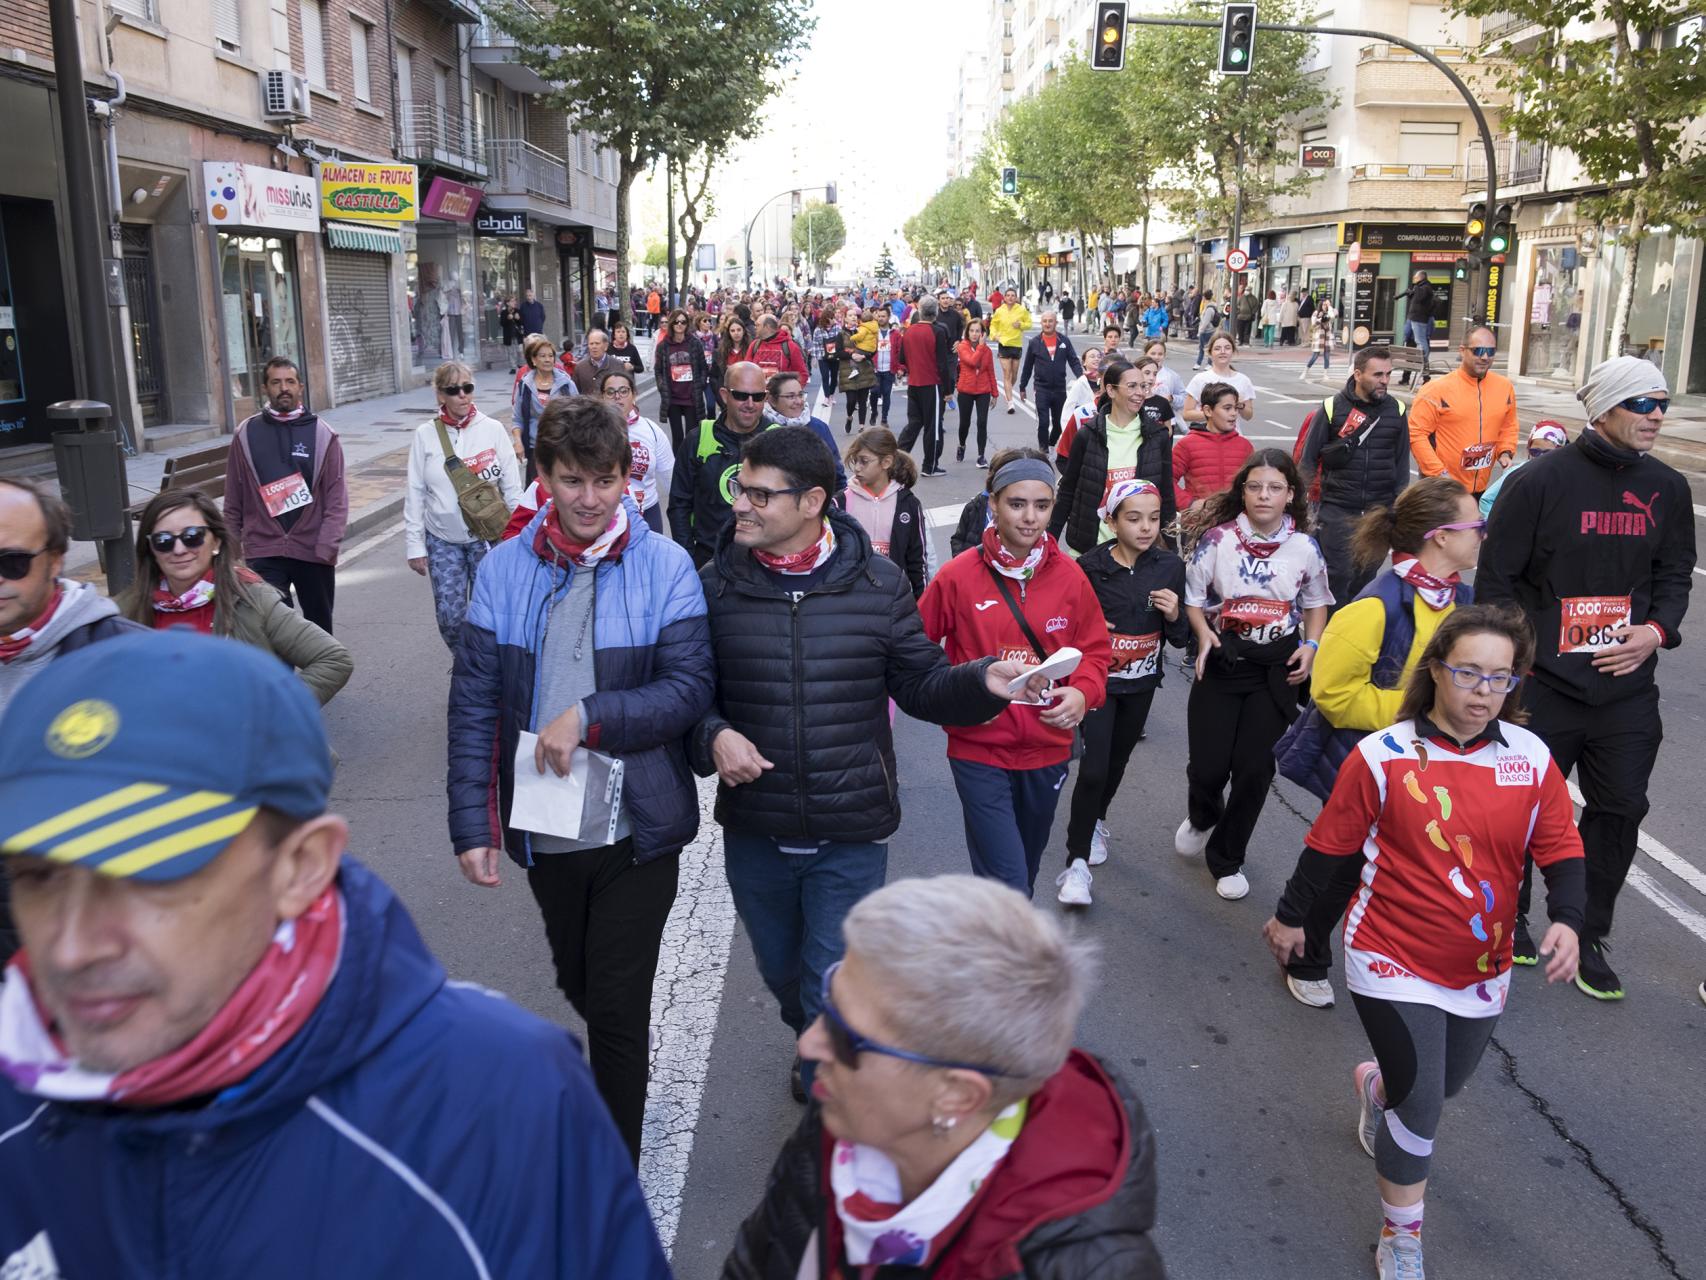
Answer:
[
  {"left": 0, "top": 856, "right": 671, "bottom": 1278},
  {"left": 448, "top": 496, "right": 714, "bottom": 866}
]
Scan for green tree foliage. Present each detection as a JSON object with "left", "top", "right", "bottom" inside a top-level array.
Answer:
[
  {"left": 791, "top": 201, "right": 847, "bottom": 280},
  {"left": 642, "top": 240, "right": 668, "bottom": 269},
  {"left": 875, "top": 243, "right": 898, "bottom": 280},
  {"left": 1449, "top": 0, "right": 1705, "bottom": 355},
  {"left": 492, "top": 0, "right": 813, "bottom": 320}
]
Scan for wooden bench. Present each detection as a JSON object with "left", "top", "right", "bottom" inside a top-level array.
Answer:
[{"left": 128, "top": 442, "right": 229, "bottom": 515}]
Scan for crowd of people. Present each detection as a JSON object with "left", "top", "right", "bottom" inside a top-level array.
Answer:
[{"left": 0, "top": 256, "right": 1693, "bottom": 1277}]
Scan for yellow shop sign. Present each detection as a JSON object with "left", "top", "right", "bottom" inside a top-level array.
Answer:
[{"left": 318, "top": 163, "right": 419, "bottom": 223}]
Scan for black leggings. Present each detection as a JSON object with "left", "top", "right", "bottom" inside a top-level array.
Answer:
[
  {"left": 845, "top": 387, "right": 871, "bottom": 426},
  {"left": 664, "top": 403, "right": 696, "bottom": 453},
  {"left": 958, "top": 392, "right": 991, "bottom": 455},
  {"left": 1352, "top": 993, "right": 1498, "bottom": 1185},
  {"left": 1066, "top": 689, "right": 1155, "bottom": 861},
  {"left": 1186, "top": 658, "right": 1291, "bottom": 878}
]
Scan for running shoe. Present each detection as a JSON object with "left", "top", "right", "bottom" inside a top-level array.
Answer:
[
  {"left": 1056, "top": 861, "right": 1093, "bottom": 906},
  {"left": 1089, "top": 819, "right": 1110, "bottom": 866},
  {"left": 1697, "top": 979, "right": 1705, "bottom": 1008},
  {"left": 1510, "top": 916, "right": 1539, "bottom": 966},
  {"left": 921, "top": 468, "right": 949, "bottom": 478},
  {"left": 1375, "top": 1232, "right": 1425, "bottom": 1279},
  {"left": 1353, "top": 1060, "right": 1384, "bottom": 1158},
  {"left": 975, "top": 455, "right": 989, "bottom": 468},
  {"left": 1174, "top": 817, "right": 1212, "bottom": 857},
  {"left": 1215, "top": 872, "right": 1249, "bottom": 900},
  {"left": 1574, "top": 938, "right": 1625, "bottom": 1000},
  {"left": 1286, "top": 975, "right": 1336, "bottom": 1009},
  {"left": 956, "top": 445, "right": 966, "bottom": 462},
  {"left": 1006, "top": 404, "right": 1016, "bottom": 414}
]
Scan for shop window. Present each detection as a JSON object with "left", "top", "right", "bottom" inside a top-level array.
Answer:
[
  {"left": 1521, "top": 244, "right": 1584, "bottom": 379},
  {"left": 408, "top": 230, "right": 476, "bottom": 368},
  {"left": 479, "top": 238, "right": 529, "bottom": 344}
]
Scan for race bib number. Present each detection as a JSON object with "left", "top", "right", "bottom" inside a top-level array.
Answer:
[
  {"left": 1108, "top": 631, "right": 1161, "bottom": 680},
  {"left": 670, "top": 360, "right": 694, "bottom": 382},
  {"left": 1337, "top": 408, "right": 1368, "bottom": 438},
  {"left": 1558, "top": 595, "right": 1632, "bottom": 655},
  {"left": 258, "top": 472, "right": 313, "bottom": 518},
  {"left": 871, "top": 539, "right": 891, "bottom": 556},
  {"left": 1218, "top": 596, "right": 1293, "bottom": 642},
  {"left": 1460, "top": 442, "right": 1495, "bottom": 472},
  {"left": 463, "top": 447, "right": 502, "bottom": 483},
  {"left": 759, "top": 360, "right": 780, "bottom": 380}
]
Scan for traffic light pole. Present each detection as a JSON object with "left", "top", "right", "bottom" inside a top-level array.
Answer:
[
  {"left": 744, "top": 184, "right": 833, "bottom": 292},
  {"left": 1126, "top": 15, "right": 1499, "bottom": 323}
]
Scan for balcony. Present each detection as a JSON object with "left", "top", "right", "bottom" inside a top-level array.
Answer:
[
  {"left": 1466, "top": 135, "right": 1548, "bottom": 190},
  {"left": 397, "top": 103, "right": 488, "bottom": 178},
  {"left": 1002, "top": 34, "right": 1015, "bottom": 53},
  {"left": 1351, "top": 162, "right": 1465, "bottom": 181},
  {"left": 1353, "top": 43, "right": 1504, "bottom": 109},
  {"left": 472, "top": 5, "right": 554, "bottom": 93},
  {"left": 485, "top": 138, "right": 569, "bottom": 205},
  {"left": 1044, "top": 16, "right": 1059, "bottom": 41},
  {"left": 409, "top": 0, "right": 480, "bottom": 24},
  {"left": 1480, "top": 11, "right": 1537, "bottom": 44}
]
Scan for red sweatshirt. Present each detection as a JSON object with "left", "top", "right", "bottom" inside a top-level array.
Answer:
[
  {"left": 919, "top": 538, "right": 1111, "bottom": 769},
  {"left": 1171, "top": 426, "right": 1253, "bottom": 506},
  {"left": 748, "top": 331, "right": 807, "bottom": 381},
  {"left": 956, "top": 340, "right": 997, "bottom": 395}
]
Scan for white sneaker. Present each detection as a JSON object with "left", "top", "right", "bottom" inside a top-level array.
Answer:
[
  {"left": 1215, "top": 872, "right": 1250, "bottom": 900},
  {"left": 1089, "top": 820, "right": 1110, "bottom": 866},
  {"left": 1286, "top": 974, "right": 1336, "bottom": 1008},
  {"left": 1354, "top": 1060, "right": 1384, "bottom": 1159},
  {"left": 1174, "top": 817, "right": 1212, "bottom": 857},
  {"left": 1056, "top": 861, "right": 1093, "bottom": 906},
  {"left": 1375, "top": 1231, "right": 1425, "bottom": 1279}
]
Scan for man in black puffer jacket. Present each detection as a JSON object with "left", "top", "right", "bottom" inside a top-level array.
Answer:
[
  {"left": 692, "top": 428, "right": 1028, "bottom": 1100},
  {"left": 1298, "top": 345, "right": 1411, "bottom": 607}
]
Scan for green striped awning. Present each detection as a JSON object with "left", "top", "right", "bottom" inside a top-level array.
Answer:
[{"left": 325, "top": 221, "right": 403, "bottom": 253}]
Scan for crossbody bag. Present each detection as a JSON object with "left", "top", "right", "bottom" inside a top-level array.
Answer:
[{"left": 434, "top": 419, "right": 511, "bottom": 543}]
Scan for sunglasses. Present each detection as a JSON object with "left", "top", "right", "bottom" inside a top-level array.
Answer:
[
  {"left": 1424, "top": 519, "right": 1487, "bottom": 540},
  {"left": 819, "top": 962, "right": 1011, "bottom": 1076},
  {"left": 1621, "top": 395, "right": 1669, "bottom": 416},
  {"left": 148, "top": 526, "right": 212, "bottom": 553},
  {"left": 1467, "top": 346, "right": 1497, "bottom": 358},
  {"left": 440, "top": 383, "right": 477, "bottom": 396},
  {"left": 0, "top": 547, "right": 48, "bottom": 581},
  {"left": 725, "top": 388, "right": 766, "bottom": 402}
]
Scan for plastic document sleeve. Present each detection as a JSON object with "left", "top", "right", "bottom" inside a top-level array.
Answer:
[{"left": 509, "top": 731, "right": 625, "bottom": 847}]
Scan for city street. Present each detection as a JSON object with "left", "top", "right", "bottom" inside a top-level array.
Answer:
[{"left": 323, "top": 340, "right": 1706, "bottom": 1280}]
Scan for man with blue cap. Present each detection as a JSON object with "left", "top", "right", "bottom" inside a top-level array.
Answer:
[{"left": 0, "top": 630, "right": 669, "bottom": 1279}]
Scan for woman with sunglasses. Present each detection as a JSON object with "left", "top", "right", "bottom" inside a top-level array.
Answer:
[
  {"left": 653, "top": 307, "right": 707, "bottom": 452},
  {"left": 405, "top": 362, "right": 524, "bottom": 652},
  {"left": 121, "top": 489, "right": 351, "bottom": 704},
  {"left": 724, "top": 874, "right": 1164, "bottom": 1279},
  {"left": 1263, "top": 605, "right": 1582, "bottom": 1280},
  {"left": 1274, "top": 477, "right": 1480, "bottom": 1008}
]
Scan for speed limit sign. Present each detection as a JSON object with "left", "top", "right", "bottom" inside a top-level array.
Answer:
[{"left": 1226, "top": 248, "right": 1249, "bottom": 272}]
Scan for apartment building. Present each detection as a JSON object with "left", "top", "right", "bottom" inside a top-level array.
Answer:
[{"left": 0, "top": 0, "right": 617, "bottom": 460}]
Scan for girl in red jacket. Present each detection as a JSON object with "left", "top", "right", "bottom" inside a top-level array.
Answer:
[
  {"left": 955, "top": 318, "right": 998, "bottom": 466},
  {"left": 920, "top": 451, "right": 1112, "bottom": 897},
  {"left": 1173, "top": 382, "right": 1254, "bottom": 514}
]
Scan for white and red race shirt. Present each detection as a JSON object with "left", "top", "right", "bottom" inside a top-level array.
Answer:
[
  {"left": 1184, "top": 519, "right": 1333, "bottom": 644},
  {"left": 1307, "top": 719, "right": 1584, "bottom": 1016}
]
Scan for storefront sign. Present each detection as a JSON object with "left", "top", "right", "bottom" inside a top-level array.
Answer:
[
  {"left": 1485, "top": 259, "right": 1505, "bottom": 332},
  {"left": 1301, "top": 252, "right": 1336, "bottom": 266},
  {"left": 1357, "top": 223, "right": 1462, "bottom": 253},
  {"left": 1409, "top": 251, "right": 1461, "bottom": 264},
  {"left": 475, "top": 209, "right": 528, "bottom": 238},
  {"left": 318, "top": 163, "right": 418, "bottom": 223},
  {"left": 203, "top": 162, "right": 319, "bottom": 233},
  {"left": 421, "top": 176, "right": 482, "bottom": 224},
  {"left": 1300, "top": 144, "right": 1337, "bottom": 169}
]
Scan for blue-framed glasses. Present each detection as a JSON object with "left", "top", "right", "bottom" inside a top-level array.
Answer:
[
  {"left": 1621, "top": 395, "right": 1669, "bottom": 416},
  {"left": 1438, "top": 662, "right": 1521, "bottom": 694},
  {"left": 819, "top": 962, "right": 1012, "bottom": 1076}
]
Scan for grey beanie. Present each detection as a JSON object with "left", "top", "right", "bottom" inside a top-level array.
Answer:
[{"left": 1577, "top": 355, "right": 1668, "bottom": 424}]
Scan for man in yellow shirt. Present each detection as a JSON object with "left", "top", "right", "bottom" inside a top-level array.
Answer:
[
  {"left": 988, "top": 295, "right": 1034, "bottom": 415},
  {"left": 1407, "top": 326, "right": 1519, "bottom": 496}
]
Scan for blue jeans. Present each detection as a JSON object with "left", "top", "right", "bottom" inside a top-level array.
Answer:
[
  {"left": 1404, "top": 319, "right": 1433, "bottom": 363},
  {"left": 723, "top": 833, "right": 888, "bottom": 1087},
  {"left": 948, "top": 757, "right": 1069, "bottom": 897},
  {"left": 874, "top": 371, "right": 896, "bottom": 422}
]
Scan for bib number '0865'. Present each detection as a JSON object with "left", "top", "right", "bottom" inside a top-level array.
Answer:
[{"left": 1558, "top": 595, "right": 1631, "bottom": 655}]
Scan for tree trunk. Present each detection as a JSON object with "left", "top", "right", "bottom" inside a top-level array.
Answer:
[
  {"left": 614, "top": 154, "right": 641, "bottom": 326},
  {"left": 1608, "top": 189, "right": 1647, "bottom": 362},
  {"left": 1141, "top": 207, "right": 1151, "bottom": 293}
]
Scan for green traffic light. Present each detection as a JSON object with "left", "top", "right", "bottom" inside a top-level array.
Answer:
[
  {"left": 1231, "top": 48, "right": 1245, "bottom": 62},
  {"left": 1489, "top": 233, "right": 1509, "bottom": 252}
]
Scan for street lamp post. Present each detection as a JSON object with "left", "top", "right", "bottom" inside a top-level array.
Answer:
[{"left": 744, "top": 183, "right": 836, "bottom": 291}]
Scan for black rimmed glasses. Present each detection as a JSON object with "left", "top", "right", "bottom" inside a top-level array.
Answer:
[
  {"left": 819, "top": 962, "right": 1011, "bottom": 1075},
  {"left": 728, "top": 479, "right": 810, "bottom": 508},
  {"left": 1438, "top": 662, "right": 1521, "bottom": 694}
]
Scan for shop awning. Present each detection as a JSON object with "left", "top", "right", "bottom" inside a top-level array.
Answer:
[{"left": 326, "top": 221, "right": 403, "bottom": 253}]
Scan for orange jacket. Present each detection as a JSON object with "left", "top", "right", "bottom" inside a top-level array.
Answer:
[{"left": 1407, "top": 366, "right": 1519, "bottom": 495}]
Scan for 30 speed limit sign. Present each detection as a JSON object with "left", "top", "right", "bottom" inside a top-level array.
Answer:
[{"left": 1226, "top": 248, "right": 1249, "bottom": 272}]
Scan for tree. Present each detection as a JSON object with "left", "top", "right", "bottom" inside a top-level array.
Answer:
[
  {"left": 642, "top": 240, "right": 668, "bottom": 269},
  {"left": 792, "top": 201, "right": 847, "bottom": 281},
  {"left": 493, "top": 0, "right": 813, "bottom": 324},
  {"left": 875, "top": 243, "right": 898, "bottom": 280},
  {"left": 673, "top": 148, "right": 717, "bottom": 294},
  {"left": 1448, "top": 0, "right": 1706, "bottom": 355}
]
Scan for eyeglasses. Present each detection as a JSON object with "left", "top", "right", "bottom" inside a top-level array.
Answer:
[
  {"left": 1438, "top": 662, "right": 1521, "bottom": 694},
  {"left": 1621, "top": 395, "right": 1669, "bottom": 416},
  {"left": 147, "top": 527, "right": 211, "bottom": 553},
  {"left": 1243, "top": 481, "right": 1290, "bottom": 496},
  {"left": 819, "top": 962, "right": 1011, "bottom": 1076},
  {"left": 728, "top": 478, "right": 811, "bottom": 508},
  {"left": 603, "top": 385, "right": 634, "bottom": 398},
  {"left": 776, "top": 391, "right": 807, "bottom": 403},
  {"left": 725, "top": 388, "right": 766, "bottom": 402},
  {"left": 439, "top": 383, "right": 476, "bottom": 396},
  {"left": 0, "top": 547, "right": 48, "bottom": 581},
  {"left": 1467, "top": 346, "right": 1497, "bottom": 358},
  {"left": 1423, "top": 519, "right": 1487, "bottom": 540}
]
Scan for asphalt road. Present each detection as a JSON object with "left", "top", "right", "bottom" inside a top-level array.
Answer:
[{"left": 322, "top": 334, "right": 1705, "bottom": 1280}]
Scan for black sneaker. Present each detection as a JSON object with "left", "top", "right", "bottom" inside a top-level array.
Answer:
[
  {"left": 975, "top": 455, "right": 988, "bottom": 467},
  {"left": 1574, "top": 938, "right": 1625, "bottom": 1001},
  {"left": 1511, "top": 917, "right": 1539, "bottom": 966},
  {"left": 790, "top": 1054, "right": 807, "bottom": 1104},
  {"left": 956, "top": 445, "right": 966, "bottom": 462},
  {"left": 922, "top": 467, "right": 948, "bottom": 478}
]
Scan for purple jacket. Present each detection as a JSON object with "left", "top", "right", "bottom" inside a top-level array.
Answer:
[{"left": 224, "top": 414, "right": 350, "bottom": 566}]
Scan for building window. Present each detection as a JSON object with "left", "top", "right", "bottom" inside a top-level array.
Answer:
[
  {"left": 212, "top": 0, "right": 241, "bottom": 53},
  {"left": 434, "top": 63, "right": 452, "bottom": 130},
  {"left": 350, "top": 19, "right": 373, "bottom": 102},
  {"left": 301, "top": 0, "right": 326, "bottom": 88},
  {"left": 1301, "top": 124, "right": 1328, "bottom": 146},
  {"left": 109, "top": 0, "right": 157, "bottom": 23},
  {"left": 1398, "top": 120, "right": 1459, "bottom": 166}
]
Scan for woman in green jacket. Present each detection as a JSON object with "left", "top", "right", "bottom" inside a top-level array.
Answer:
[{"left": 121, "top": 488, "right": 353, "bottom": 705}]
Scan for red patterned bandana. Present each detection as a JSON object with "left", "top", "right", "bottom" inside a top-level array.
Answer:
[
  {"left": 754, "top": 520, "right": 837, "bottom": 575},
  {"left": 0, "top": 588, "right": 63, "bottom": 664},
  {"left": 1393, "top": 557, "right": 1460, "bottom": 611},
  {"left": 1232, "top": 512, "right": 1294, "bottom": 559},
  {"left": 980, "top": 525, "right": 1048, "bottom": 581},
  {"left": 535, "top": 500, "right": 631, "bottom": 568},
  {"left": 439, "top": 403, "right": 477, "bottom": 429}
]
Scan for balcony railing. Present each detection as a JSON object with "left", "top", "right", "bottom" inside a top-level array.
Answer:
[
  {"left": 1357, "top": 41, "right": 1472, "bottom": 63},
  {"left": 485, "top": 138, "right": 569, "bottom": 205},
  {"left": 397, "top": 103, "right": 487, "bottom": 175},
  {"left": 1465, "top": 136, "right": 1548, "bottom": 189},
  {"left": 1351, "top": 162, "right": 1465, "bottom": 180},
  {"left": 1480, "top": 11, "right": 1534, "bottom": 43}
]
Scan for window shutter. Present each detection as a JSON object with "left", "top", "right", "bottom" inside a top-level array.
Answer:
[
  {"left": 350, "top": 20, "right": 372, "bottom": 101},
  {"left": 301, "top": 0, "right": 325, "bottom": 87},
  {"left": 212, "top": 0, "right": 241, "bottom": 51}
]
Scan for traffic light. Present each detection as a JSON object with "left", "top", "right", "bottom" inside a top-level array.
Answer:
[
  {"left": 1219, "top": 3, "right": 1256, "bottom": 75},
  {"left": 1487, "top": 203, "right": 1513, "bottom": 255},
  {"left": 1464, "top": 201, "right": 1486, "bottom": 255},
  {"left": 1453, "top": 256, "right": 1470, "bottom": 281},
  {"left": 1001, "top": 166, "right": 1019, "bottom": 196},
  {"left": 824, "top": 182, "right": 838, "bottom": 205},
  {"left": 1092, "top": 2, "right": 1128, "bottom": 70}
]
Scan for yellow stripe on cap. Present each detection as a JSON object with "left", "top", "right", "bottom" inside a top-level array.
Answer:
[
  {"left": 96, "top": 807, "right": 258, "bottom": 879},
  {"left": 44, "top": 790, "right": 238, "bottom": 863},
  {"left": 2, "top": 783, "right": 169, "bottom": 854}
]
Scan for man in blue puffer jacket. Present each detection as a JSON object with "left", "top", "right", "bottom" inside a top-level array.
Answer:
[
  {"left": 0, "top": 629, "right": 668, "bottom": 1279},
  {"left": 449, "top": 395, "right": 714, "bottom": 1164}
]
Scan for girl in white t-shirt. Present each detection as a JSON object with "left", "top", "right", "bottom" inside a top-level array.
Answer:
[
  {"left": 1182, "top": 332, "right": 1256, "bottom": 426},
  {"left": 1178, "top": 448, "right": 1332, "bottom": 901},
  {"left": 599, "top": 366, "right": 674, "bottom": 531}
]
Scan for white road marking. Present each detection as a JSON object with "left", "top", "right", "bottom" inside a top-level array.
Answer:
[
  {"left": 639, "top": 777, "right": 737, "bottom": 1256},
  {"left": 927, "top": 503, "right": 963, "bottom": 528},
  {"left": 1692, "top": 503, "right": 1706, "bottom": 519},
  {"left": 1625, "top": 866, "right": 1706, "bottom": 945},
  {"left": 1566, "top": 780, "right": 1706, "bottom": 901}
]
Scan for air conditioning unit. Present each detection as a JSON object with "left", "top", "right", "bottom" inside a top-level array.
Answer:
[{"left": 261, "top": 69, "right": 312, "bottom": 122}]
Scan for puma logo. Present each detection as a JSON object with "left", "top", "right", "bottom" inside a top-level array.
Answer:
[
  {"left": 1623, "top": 490, "right": 1659, "bottom": 524},
  {"left": 974, "top": 600, "right": 999, "bottom": 612}
]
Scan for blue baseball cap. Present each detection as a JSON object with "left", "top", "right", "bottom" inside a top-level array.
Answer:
[{"left": 0, "top": 629, "right": 332, "bottom": 881}]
